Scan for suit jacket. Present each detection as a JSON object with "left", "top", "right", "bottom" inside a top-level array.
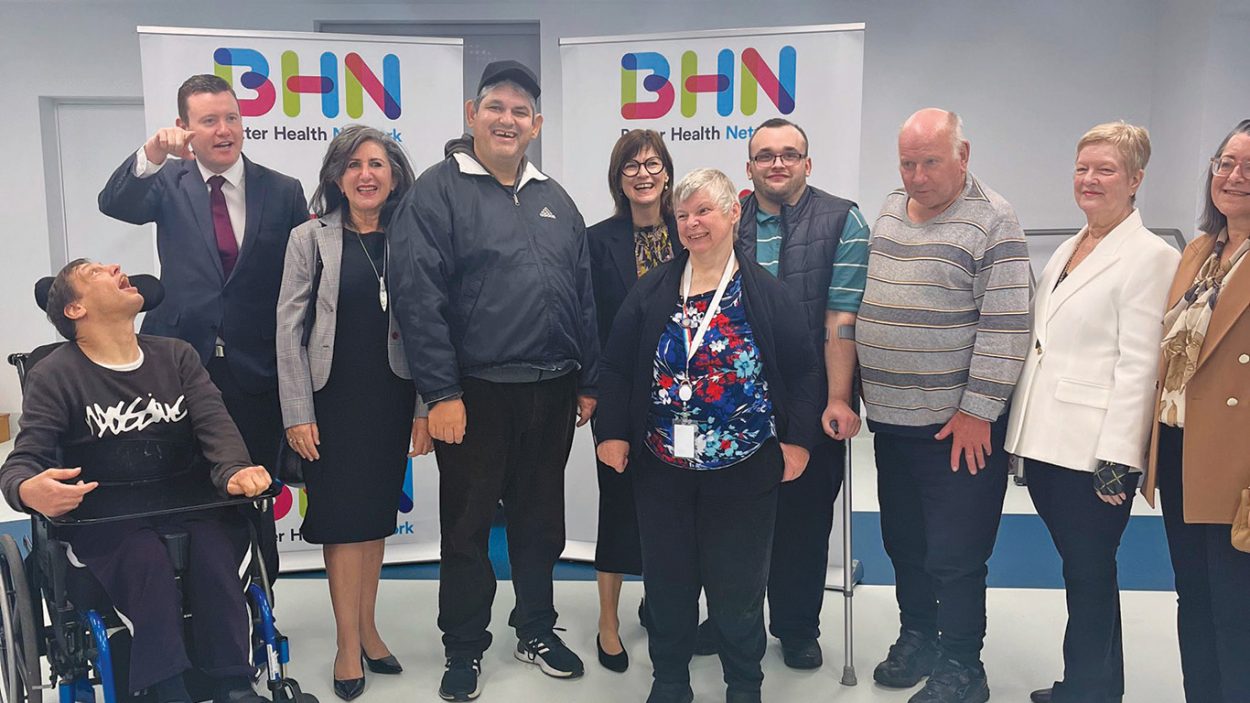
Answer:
[
  {"left": 98, "top": 152, "right": 308, "bottom": 394},
  {"left": 587, "top": 213, "right": 682, "bottom": 349},
  {"left": 275, "top": 210, "right": 421, "bottom": 428},
  {"left": 1144, "top": 232, "right": 1250, "bottom": 524},
  {"left": 1005, "top": 210, "right": 1179, "bottom": 472}
]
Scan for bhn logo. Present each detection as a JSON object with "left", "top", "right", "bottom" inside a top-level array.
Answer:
[
  {"left": 620, "top": 46, "right": 796, "bottom": 120},
  {"left": 213, "top": 47, "right": 402, "bottom": 120}
]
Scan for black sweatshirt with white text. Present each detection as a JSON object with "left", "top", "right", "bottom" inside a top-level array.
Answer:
[{"left": 1, "top": 335, "right": 252, "bottom": 512}]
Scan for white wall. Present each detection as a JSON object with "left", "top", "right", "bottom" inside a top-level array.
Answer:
[{"left": 1, "top": 0, "right": 1243, "bottom": 413}]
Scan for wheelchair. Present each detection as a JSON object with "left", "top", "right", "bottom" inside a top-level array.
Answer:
[{"left": 0, "top": 274, "right": 316, "bottom": 703}]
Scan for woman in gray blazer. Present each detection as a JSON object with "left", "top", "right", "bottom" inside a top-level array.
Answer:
[{"left": 276, "top": 125, "right": 429, "bottom": 697}]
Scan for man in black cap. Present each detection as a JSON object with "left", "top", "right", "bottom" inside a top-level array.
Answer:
[{"left": 390, "top": 60, "right": 598, "bottom": 700}]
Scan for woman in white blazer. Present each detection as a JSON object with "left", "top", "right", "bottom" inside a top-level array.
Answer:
[
  {"left": 1005, "top": 122, "right": 1180, "bottom": 703},
  {"left": 276, "top": 125, "right": 431, "bottom": 696}
]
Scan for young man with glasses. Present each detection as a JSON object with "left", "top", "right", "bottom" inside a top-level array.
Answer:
[{"left": 695, "top": 117, "right": 869, "bottom": 670}]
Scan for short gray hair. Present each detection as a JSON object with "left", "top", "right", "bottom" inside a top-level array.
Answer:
[
  {"left": 473, "top": 79, "right": 537, "bottom": 114},
  {"left": 672, "top": 168, "right": 738, "bottom": 217}
]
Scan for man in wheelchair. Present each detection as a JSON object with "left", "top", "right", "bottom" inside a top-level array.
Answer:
[{"left": 0, "top": 259, "right": 273, "bottom": 703}]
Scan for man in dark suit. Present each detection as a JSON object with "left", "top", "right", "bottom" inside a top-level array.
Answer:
[{"left": 98, "top": 74, "right": 308, "bottom": 580}]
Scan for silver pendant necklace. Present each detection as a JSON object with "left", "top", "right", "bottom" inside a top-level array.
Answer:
[{"left": 356, "top": 230, "right": 388, "bottom": 312}]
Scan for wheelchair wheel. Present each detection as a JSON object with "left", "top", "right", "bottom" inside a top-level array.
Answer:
[{"left": 0, "top": 535, "right": 38, "bottom": 703}]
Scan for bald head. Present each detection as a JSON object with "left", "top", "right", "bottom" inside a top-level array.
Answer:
[
  {"left": 897, "top": 108, "right": 970, "bottom": 221},
  {"left": 900, "top": 108, "right": 966, "bottom": 158}
]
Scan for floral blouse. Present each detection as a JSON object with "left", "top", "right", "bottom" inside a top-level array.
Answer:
[
  {"left": 634, "top": 223, "right": 675, "bottom": 278},
  {"left": 645, "top": 273, "right": 774, "bottom": 469}
]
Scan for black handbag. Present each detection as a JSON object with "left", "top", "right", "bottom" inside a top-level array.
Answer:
[{"left": 278, "top": 245, "right": 324, "bottom": 487}]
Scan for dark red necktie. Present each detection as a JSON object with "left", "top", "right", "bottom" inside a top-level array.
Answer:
[{"left": 207, "top": 175, "right": 239, "bottom": 278}]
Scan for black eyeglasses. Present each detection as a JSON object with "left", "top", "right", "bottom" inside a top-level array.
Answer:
[
  {"left": 621, "top": 158, "right": 666, "bottom": 177},
  {"left": 1212, "top": 157, "right": 1250, "bottom": 178},
  {"left": 751, "top": 151, "right": 806, "bottom": 167}
]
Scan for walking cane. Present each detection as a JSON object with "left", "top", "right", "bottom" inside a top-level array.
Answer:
[{"left": 840, "top": 433, "right": 858, "bottom": 686}]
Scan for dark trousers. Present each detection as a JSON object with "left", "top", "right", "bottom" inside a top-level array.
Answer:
[
  {"left": 634, "top": 442, "right": 783, "bottom": 694},
  {"left": 67, "top": 511, "right": 253, "bottom": 692},
  {"left": 1026, "top": 459, "right": 1137, "bottom": 702},
  {"left": 206, "top": 357, "right": 281, "bottom": 582},
  {"left": 767, "top": 437, "right": 844, "bottom": 641},
  {"left": 874, "top": 420, "right": 1008, "bottom": 669},
  {"left": 1157, "top": 424, "right": 1250, "bottom": 703},
  {"left": 435, "top": 375, "right": 576, "bottom": 657}
]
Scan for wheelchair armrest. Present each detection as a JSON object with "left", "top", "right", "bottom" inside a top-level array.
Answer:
[{"left": 159, "top": 531, "right": 189, "bottom": 573}]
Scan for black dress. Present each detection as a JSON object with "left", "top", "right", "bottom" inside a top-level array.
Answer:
[{"left": 300, "top": 230, "right": 415, "bottom": 545}]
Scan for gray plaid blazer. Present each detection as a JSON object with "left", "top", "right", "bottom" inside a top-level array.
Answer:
[{"left": 276, "top": 209, "right": 424, "bottom": 428}]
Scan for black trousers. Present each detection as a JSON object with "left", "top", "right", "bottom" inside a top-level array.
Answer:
[
  {"left": 207, "top": 357, "right": 281, "bottom": 583},
  {"left": 435, "top": 375, "right": 576, "bottom": 657},
  {"left": 767, "top": 437, "right": 844, "bottom": 641},
  {"left": 66, "top": 511, "right": 253, "bottom": 692},
  {"left": 874, "top": 420, "right": 1008, "bottom": 669},
  {"left": 634, "top": 441, "right": 783, "bottom": 694},
  {"left": 1157, "top": 424, "right": 1250, "bottom": 703},
  {"left": 1026, "top": 459, "right": 1137, "bottom": 702}
]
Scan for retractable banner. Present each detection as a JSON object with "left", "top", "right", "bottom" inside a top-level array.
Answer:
[
  {"left": 138, "top": 26, "right": 463, "bottom": 570},
  {"left": 559, "top": 24, "right": 864, "bottom": 578}
]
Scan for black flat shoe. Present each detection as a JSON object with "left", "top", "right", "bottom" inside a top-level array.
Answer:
[
  {"left": 596, "top": 634, "right": 629, "bottom": 673},
  {"left": 333, "top": 677, "right": 365, "bottom": 701},
  {"left": 1030, "top": 689, "right": 1052, "bottom": 703},
  {"left": 363, "top": 649, "right": 403, "bottom": 674}
]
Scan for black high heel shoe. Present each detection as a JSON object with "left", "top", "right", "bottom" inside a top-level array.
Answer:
[
  {"left": 362, "top": 649, "right": 404, "bottom": 675},
  {"left": 597, "top": 634, "right": 629, "bottom": 673},
  {"left": 333, "top": 677, "right": 365, "bottom": 701}
]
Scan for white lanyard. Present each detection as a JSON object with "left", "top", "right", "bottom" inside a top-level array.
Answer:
[{"left": 678, "top": 252, "right": 737, "bottom": 401}]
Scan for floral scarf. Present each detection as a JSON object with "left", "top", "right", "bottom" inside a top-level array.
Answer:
[{"left": 1159, "top": 229, "right": 1250, "bottom": 427}]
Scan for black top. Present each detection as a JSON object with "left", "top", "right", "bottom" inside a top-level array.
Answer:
[
  {"left": 596, "top": 248, "right": 824, "bottom": 455},
  {"left": 0, "top": 335, "right": 252, "bottom": 512},
  {"left": 587, "top": 213, "right": 683, "bottom": 350}
]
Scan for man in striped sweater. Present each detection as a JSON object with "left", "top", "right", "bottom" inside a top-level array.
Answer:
[{"left": 856, "top": 108, "right": 1031, "bottom": 703}]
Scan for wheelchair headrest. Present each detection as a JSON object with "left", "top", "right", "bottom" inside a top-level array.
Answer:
[{"left": 34, "top": 273, "right": 164, "bottom": 313}]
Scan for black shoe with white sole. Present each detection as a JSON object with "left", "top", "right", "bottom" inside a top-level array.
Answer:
[
  {"left": 515, "top": 630, "right": 585, "bottom": 679},
  {"left": 438, "top": 657, "right": 481, "bottom": 701}
]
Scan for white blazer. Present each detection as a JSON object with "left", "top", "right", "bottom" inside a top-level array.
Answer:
[{"left": 1005, "top": 210, "right": 1180, "bottom": 472}]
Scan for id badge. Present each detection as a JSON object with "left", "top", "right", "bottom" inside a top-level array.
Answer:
[{"left": 673, "top": 420, "right": 697, "bottom": 459}]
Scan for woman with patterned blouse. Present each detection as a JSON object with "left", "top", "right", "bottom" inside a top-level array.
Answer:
[
  {"left": 586, "top": 130, "right": 681, "bottom": 673},
  {"left": 595, "top": 168, "right": 822, "bottom": 703}
]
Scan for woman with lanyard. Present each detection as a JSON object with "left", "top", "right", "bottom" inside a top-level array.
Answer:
[
  {"left": 595, "top": 168, "right": 822, "bottom": 703},
  {"left": 276, "top": 125, "right": 431, "bottom": 698}
]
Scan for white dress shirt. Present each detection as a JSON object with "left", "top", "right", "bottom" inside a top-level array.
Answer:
[{"left": 133, "top": 147, "right": 247, "bottom": 247}]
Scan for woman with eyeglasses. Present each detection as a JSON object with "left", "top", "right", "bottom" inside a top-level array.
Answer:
[
  {"left": 586, "top": 129, "right": 683, "bottom": 672},
  {"left": 1142, "top": 118, "right": 1250, "bottom": 702}
]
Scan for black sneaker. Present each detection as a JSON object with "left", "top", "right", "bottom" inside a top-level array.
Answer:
[
  {"left": 438, "top": 657, "right": 482, "bottom": 701},
  {"left": 908, "top": 659, "right": 990, "bottom": 703},
  {"left": 694, "top": 618, "right": 719, "bottom": 656},
  {"left": 515, "top": 630, "right": 585, "bottom": 678},
  {"left": 780, "top": 637, "right": 823, "bottom": 669},
  {"left": 873, "top": 629, "right": 940, "bottom": 688},
  {"left": 646, "top": 681, "right": 694, "bottom": 703}
]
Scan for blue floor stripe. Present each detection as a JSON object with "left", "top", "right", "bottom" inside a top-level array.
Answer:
[{"left": 0, "top": 512, "right": 1175, "bottom": 591}]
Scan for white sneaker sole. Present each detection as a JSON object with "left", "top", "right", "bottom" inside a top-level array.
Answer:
[
  {"left": 437, "top": 682, "right": 481, "bottom": 701},
  {"left": 514, "top": 646, "right": 584, "bottom": 679}
]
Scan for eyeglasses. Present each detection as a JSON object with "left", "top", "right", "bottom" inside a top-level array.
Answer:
[
  {"left": 1211, "top": 157, "right": 1250, "bottom": 178},
  {"left": 621, "top": 158, "right": 665, "bottom": 177},
  {"left": 751, "top": 151, "right": 806, "bottom": 167}
]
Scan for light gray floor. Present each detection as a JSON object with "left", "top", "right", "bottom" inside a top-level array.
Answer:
[{"left": 264, "top": 580, "right": 1183, "bottom": 703}]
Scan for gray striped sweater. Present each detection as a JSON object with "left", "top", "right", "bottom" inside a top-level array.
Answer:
[{"left": 856, "top": 174, "right": 1031, "bottom": 427}]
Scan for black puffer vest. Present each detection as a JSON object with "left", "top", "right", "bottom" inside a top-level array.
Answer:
[{"left": 738, "top": 186, "right": 857, "bottom": 370}]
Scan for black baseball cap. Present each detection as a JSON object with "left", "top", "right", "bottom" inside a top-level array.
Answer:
[{"left": 477, "top": 60, "right": 541, "bottom": 100}]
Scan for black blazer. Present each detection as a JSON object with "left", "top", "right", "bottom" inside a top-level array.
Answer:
[
  {"left": 596, "top": 248, "right": 823, "bottom": 456},
  {"left": 587, "top": 214, "right": 683, "bottom": 349},
  {"left": 99, "top": 152, "right": 308, "bottom": 394}
]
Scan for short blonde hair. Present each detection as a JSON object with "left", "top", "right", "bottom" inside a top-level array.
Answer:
[
  {"left": 1077, "top": 121, "right": 1151, "bottom": 175},
  {"left": 672, "top": 168, "right": 738, "bottom": 217}
]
